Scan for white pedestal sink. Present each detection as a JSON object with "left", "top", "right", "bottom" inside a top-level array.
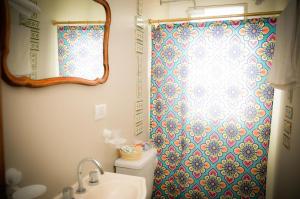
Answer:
[
  {"left": 13, "top": 184, "right": 47, "bottom": 199},
  {"left": 54, "top": 172, "right": 146, "bottom": 199}
]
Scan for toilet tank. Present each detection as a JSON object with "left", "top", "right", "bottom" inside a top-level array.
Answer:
[{"left": 115, "top": 149, "right": 157, "bottom": 199}]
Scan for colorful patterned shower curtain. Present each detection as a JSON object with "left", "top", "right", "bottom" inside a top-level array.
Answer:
[
  {"left": 150, "top": 18, "right": 276, "bottom": 199},
  {"left": 57, "top": 25, "right": 104, "bottom": 80}
]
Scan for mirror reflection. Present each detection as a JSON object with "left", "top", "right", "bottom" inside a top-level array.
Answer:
[{"left": 8, "top": 0, "right": 106, "bottom": 80}]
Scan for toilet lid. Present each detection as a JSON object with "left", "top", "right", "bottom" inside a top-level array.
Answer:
[{"left": 115, "top": 149, "right": 157, "bottom": 170}]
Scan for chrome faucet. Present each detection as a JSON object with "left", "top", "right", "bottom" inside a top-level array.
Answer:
[{"left": 76, "top": 158, "right": 104, "bottom": 193}]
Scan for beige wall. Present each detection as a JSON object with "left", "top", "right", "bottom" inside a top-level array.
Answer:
[
  {"left": 266, "top": 89, "right": 285, "bottom": 199},
  {"left": 270, "top": 88, "right": 300, "bottom": 199},
  {"left": 2, "top": 0, "right": 149, "bottom": 198}
]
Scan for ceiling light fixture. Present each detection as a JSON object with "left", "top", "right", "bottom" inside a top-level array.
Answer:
[{"left": 186, "top": 4, "right": 246, "bottom": 20}]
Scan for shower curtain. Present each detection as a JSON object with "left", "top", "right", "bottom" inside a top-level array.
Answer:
[
  {"left": 57, "top": 25, "right": 104, "bottom": 80},
  {"left": 150, "top": 18, "right": 276, "bottom": 199}
]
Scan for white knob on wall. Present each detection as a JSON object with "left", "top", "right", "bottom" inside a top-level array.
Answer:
[
  {"left": 6, "top": 168, "right": 22, "bottom": 186},
  {"left": 6, "top": 168, "right": 47, "bottom": 199}
]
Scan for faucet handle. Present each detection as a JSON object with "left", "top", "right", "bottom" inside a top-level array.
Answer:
[
  {"left": 89, "top": 170, "right": 99, "bottom": 184},
  {"left": 62, "top": 186, "right": 74, "bottom": 199}
]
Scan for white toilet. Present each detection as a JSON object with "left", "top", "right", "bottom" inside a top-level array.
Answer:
[{"left": 115, "top": 149, "right": 157, "bottom": 199}]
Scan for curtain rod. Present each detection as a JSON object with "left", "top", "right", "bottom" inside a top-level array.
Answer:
[
  {"left": 52, "top": 20, "right": 105, "bottom": 25},
  {"left": 148, "top": 11, "right": 282, "bottom": 24}
]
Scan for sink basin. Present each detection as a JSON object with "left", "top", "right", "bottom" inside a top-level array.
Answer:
[
  {"left": 85, "top": 180, "right": 142, "bottom": 198},
  {"left": 54, "top": 172, "right": 146, "bottom": 199}
]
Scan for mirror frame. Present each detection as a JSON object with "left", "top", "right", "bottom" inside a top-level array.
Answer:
[{"left": 1, "top": 0, "right": 111, "bottom": 87}]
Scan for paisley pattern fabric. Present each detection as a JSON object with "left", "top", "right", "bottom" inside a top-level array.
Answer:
[
  {"left": 150, "top": 18, "right": 276, "bottom": 199},
  {"left": 57, "top": 25, "right": 104, "bottom": 80}
]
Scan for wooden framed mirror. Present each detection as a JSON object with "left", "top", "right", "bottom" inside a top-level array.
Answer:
[{"left": 1, "top": 0, "right": 111, "bottom": 87}]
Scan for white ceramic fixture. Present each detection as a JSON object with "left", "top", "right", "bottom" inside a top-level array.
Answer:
[
  {"left": 6, "top": 168, "right": 47, "bottom": 199},
  {"left": 13, "top": 184, "right": 47, "bottom": 199},
  {"left": 115, "top": 149, "right": 157, "bottom": 199},
  {"left": 54, "top": 172, "right": 146, "bottom": 199}
]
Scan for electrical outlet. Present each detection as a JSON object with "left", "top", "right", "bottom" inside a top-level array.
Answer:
[{"left": 95, "top": 104, "right": 106, "bottom": 120}]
